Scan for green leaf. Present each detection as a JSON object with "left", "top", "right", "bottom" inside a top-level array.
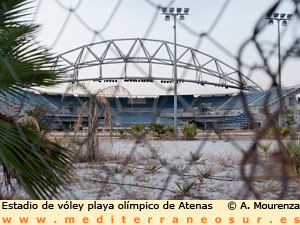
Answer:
[{"left": 0, "top": 120, "right": 73, "bottom": 199}]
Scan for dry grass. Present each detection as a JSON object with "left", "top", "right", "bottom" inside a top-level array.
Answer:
[
  {"left": 187, "top": 151, "right": 204, "bottom": 164},
  {"left": 197, "top": 164, "right": 223, "bottom": 178},
  {"left": 213, "top": 153, "right": 238, "bottom": 168},
  {"left": 255, "top": 160, "right": 296, "bottom": 181},
  {"left": 255, "top": 181, "right": 279, "bottom": 197},
  {"left": 15, "top": 131, "right": 300, "bottom": 199},
  {"left": 140, "top": 146, "right": 163, "bottom": 161},
  {"left": 144, "top": 160, "right": 161, "bottom": 173}
]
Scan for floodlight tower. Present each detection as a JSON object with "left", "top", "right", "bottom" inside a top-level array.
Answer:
[
  {"left": 266, "top": 13, "right": 292, "bottom": 126},
  {"left": 161, "top": 7, "right": 189, "bottom": 138}
]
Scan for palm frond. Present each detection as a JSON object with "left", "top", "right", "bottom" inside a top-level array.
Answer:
[
  {"left": 0, "top": 120, "right": 73, "bottom": 199},
  {"left": 0, "top": 1, "right": 34, "bottom": 26},
  {"left": 0, "top": 0, "right": 73, "bottom": 199},
  {"left": 73, "top": 101, "right": 88, "bottom": 139},
  {"left": 0, "top": 0, "right": 63, "bottom": 96}
]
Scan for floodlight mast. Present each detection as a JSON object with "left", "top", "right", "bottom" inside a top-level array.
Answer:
[
  {"left": 266, "top": 12, "right": 292, "bottom": 126},
  {"left": 161, "top": 7, "right": 189, "bottom": 138}
]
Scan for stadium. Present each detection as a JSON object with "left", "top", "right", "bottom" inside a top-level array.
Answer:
[
  {"left": 1, "top": 84, "right": 300, "bottom": 131},
  {"left": 2, "top": 37, "right": 299, "bottom": 132}
]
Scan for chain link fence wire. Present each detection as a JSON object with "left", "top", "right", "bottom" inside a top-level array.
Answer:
[{"left": 1, "top": 0, "right": 300, "bottom": 199}]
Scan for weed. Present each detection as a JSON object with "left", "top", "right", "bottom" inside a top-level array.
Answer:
[
  {"left": 175, "top": 181, "right": 195, "bottom": 196},
  {"left": 214, "top": 153, "right": 236, "bottom": 168},
  {"left": 113, "top": 165, "right": 121, "bottom": 173},
  {"left": 126, "top": 168, "right": 134, "bottom": 175},
  {"left": 197, "top": 165, "right": 221, "bottom": 178},
  {"left": 188, "top": 151, "right": 203, "bottom": 164},
  {"left": 145, "top": 160, "right": 161, "bottom": 173},
  {"left": 258, "top": 142, "right": 272, "bottom": 154},
  {"left": 258, "top": 142, "right": 272, "bottom": 159},
  {"left": 159, "top": 158, "right": 168, "bottom": 166}
]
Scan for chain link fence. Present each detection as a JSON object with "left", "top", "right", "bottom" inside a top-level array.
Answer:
[{"left": 1, "top": 0, "right": 300, "bottom": 199}]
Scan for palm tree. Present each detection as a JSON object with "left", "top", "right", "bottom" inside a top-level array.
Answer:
[
  {"left": 64, "top": 83, "right": 131, "bottom": 161},
  {"left": 0, "top": 0, "right": 73, "bottom": 199}
]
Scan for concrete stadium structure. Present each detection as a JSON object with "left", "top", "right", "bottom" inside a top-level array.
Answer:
[
  {"left": 1, "top": 86, "right": 300, "bottom": 130},
  {"left": 1, "top": 38, "right": 299, "bottom": 130}
]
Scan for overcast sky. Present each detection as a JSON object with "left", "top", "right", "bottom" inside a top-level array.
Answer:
[{"left": 32, "top": 0, "right": 299, "bottom": 96}]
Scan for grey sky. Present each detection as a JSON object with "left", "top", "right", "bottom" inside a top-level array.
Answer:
[{"left": 32, "top": 0, "right": 299, "bottom": 96}]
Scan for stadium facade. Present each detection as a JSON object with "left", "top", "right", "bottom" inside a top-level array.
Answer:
[{"left": 1, "top": 85, "right": 300, "bottom": 130}]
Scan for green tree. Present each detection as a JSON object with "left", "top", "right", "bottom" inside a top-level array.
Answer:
[{"left": 0, "top": 0, "right": 73, "bottom": 199}]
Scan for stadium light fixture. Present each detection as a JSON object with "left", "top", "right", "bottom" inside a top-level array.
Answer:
[
  {"left": 280, "top": 13, "right": 286, "bottom": 18},
  {"left": 266, "top": 12, "right": 293, "bottom": 126},
  {"left": 162, "top": 7, "right": 167, "bottom": 13},
  {"left": 161, "top": 6, "right": 190, "bottom": 138},
  {"left": 268, "top": 19, "right": 274, "bottom": 25},
  {"left": 282, "top": 20, "right": 287, "bottom": 26}
]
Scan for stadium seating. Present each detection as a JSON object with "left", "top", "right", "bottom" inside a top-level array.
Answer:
[
  {"left": 220, "top": 91, "right": 265, "bottom": 110},
  {"left": 193, "top": 95, "right": 231, "bottom": 109},
  {"left": 251, "top": 88, "right": 292, "bottom": 107},
  {"left": 0, "top": 91, "right": 29, "bottom": 106},
  {"left": 42, "top": 94, "right": 63, "bottom": 108},
  {"left": 121, "top": 113, "right": 155, "bottom": 125},
  {"left": 218, "top": 112, "right": 250, "bottom": 129},
  {"left": 119, "top": 97, "right": 154, "bottom": 110},
  {"left": 0, "top": 87, "right": 297, "bottom": 130},
  {"left": 157, "top": 95, "right": 194, "bottom": 109}
]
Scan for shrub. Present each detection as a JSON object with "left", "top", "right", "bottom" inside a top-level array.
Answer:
[
  {"left": 150, "top": 123, "right": 166, "bottom": 137},
  {"left": 26, "top": 105, "right": 50, "bottom": 131},
  {"left": 118, "top": 129, "right": 126, "bottom": 138},
  {"left": 213, "top": 128, "right": 223, "bottom": 139},
  {"left": 280, "top": 126, "right": 294, "bottom": 138},
  {"left": 263, "top": 124, "right": 294, "bottom": 139},
  {"left": 182, "top": 123, "right": 197, "bottom": 139},
  {"left": 165, "top": 125, "right": 174, "bottom": 135},
  {"left": 131, "top": 123, "right": 146, "bottom": 137},
  {"left": 285, "top": 140, "right": 300, "bottom": 175}
]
